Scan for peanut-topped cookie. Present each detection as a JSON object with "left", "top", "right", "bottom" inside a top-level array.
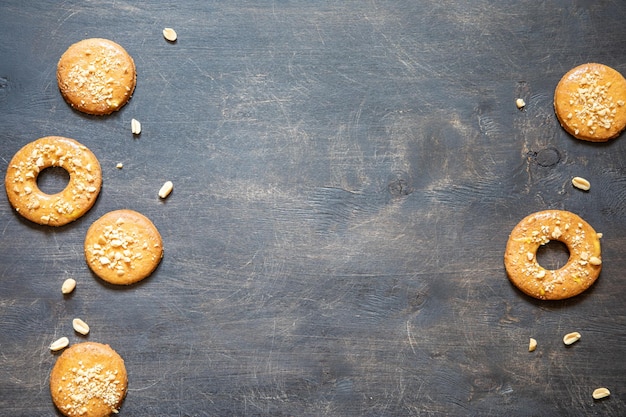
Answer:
[
  {"left": 57, "top": 38, "right": 136, "bottom": 115},
  {"left": 554, "top": 63, "right": 626, "bottom": 142},
  {"left": 50, "top": 342, "right": 128, "bottom": 417},
  {"left": 504, "top": 210, "right": 602, "bottom": 300},
  {"left": 5, "top": 136, "right": 101, "bottom": 226},
  {"left": 84, "top": 209, "right": 163, "bottom": 285}
]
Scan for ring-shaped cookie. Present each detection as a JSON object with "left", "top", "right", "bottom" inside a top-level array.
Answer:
[
  {"left": 554, "top": 63, "right": 626, "bottom": 142},
  {"left": 504, "top": 210, "right": 602, "bottom": 300},
  {"left": 5, "top": 136, "right": 102, "bottom": 226},
  {"left": 50, "top": 342, "right": 127, "bottom": 417}
]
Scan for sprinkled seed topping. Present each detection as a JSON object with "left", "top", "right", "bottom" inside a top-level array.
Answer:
[
  {"left": 516, "top": 98, "right": 526, "bottom": 109},
  {"left": 66, "top": 60, "right": 116, "bottom": 106},
  {"left": 569, "top": 70, "right": 619, "bottom": 136},
  {"left": 56, "top": 361, "right": 124, "bottom": 415},
  {"left": 528, "top": 338, "right": 537, "bottom": 352}
]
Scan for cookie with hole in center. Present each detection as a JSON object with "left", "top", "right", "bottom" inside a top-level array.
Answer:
[
  {"left": 4, "top": 136, "right": 102, "bottom": 226},
  {"left": 504, "top": 210, "right": 602, "bottom": 300},
  {"left": 50, "top": 342, "right": 127, "bottom": 417},
  {"left": 84, "top": 209, "right": 163, "bottom": 285},
  {"left": 57, "top": 38, "right": 136, "bottom": 115},
  {"left": 554, "top": 63, "right": 626, "bottom": 142}
]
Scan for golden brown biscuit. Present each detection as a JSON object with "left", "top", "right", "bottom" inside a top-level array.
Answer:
[
  {"left": 554, "top": 63, "right": 626, "bottom": 142},
  {"left": 50, "top": 342, "right": 127, "bottom": 417},
  {"left": 57, "top": 38, "right": 136, "bottom": 115},
  {"left": 84, "top": 209, "right": 163, "bottom": 285},
  {"left": 504, "top": 210, "right": 602, "bottom": 300},
  {"left": 5, "top": 136, "right": 102, "bottom": 226}
]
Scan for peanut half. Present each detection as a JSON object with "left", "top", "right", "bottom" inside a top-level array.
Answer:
[
  {"left": 159, "top": 180, "right": 173, "bottom": 199},
  {"left": 131, "top": 118, "right": 141, "bottom": 135},
  {"left": 50, "top": 336, "right": 69, "bottom": 351},
  {"left": 572, "top": 176, "right": 591, "bottom": 191},
  {"left": 61, "top": 278, "right": 76, "bottom": 294},
  {"left": 563, "top": 331, "right": 581, "bottom": 345},
  {"left": 163, "top": 28, "right": 177, "bottom": 42},
  {"left": 72, "top": 318, "right": 90, "bottom": 335},
  {"left": 589, "top": 256, "right": 602, "bottom": 266},
  {"left": 592, "top": 387, "right": 610, "bottom": 400}
]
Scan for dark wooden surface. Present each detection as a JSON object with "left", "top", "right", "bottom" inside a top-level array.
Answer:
[{"left": 1, "top": 1, "right": 625, "bottom": 416}]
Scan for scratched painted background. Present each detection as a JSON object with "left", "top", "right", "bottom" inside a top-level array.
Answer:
[{"left": 1, "top": 1, "right": 626, "bottom": 416}]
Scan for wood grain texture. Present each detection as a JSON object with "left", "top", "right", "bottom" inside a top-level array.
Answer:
[{"left": 1, "top": 1, "right": 626, "bottom": 416}]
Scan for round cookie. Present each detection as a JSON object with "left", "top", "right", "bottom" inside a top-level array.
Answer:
[
  {"left": 554, "top": 63, "right": 626, "bottom": 142},
  {"left": 57, "top": 38, "right": 136, "bottom": 115},
  {"left": 84, "top": 209, "right": 163, "bottom": 285},
  {"left": 5, "top": 136, "right": 102, "bottom": 226},
  {"left": 504, "top": 210, "right": 602, "bottom": 300},
  {"left": 50, "top": 342, "right": 127, "bottom": 417}
]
